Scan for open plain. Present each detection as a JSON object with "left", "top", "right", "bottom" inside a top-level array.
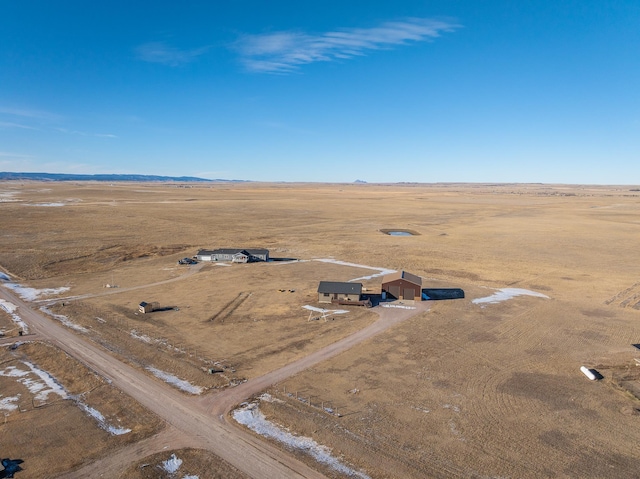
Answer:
[{"left": 1, "top": 181, "right": 640, "bottom": 478}]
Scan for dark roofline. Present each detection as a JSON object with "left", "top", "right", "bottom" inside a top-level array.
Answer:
[{"left": 317, "top": 281, "right": 363, "bottom": 294}]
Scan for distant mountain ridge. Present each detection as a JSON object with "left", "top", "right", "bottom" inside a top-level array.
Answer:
[{"left": 0, "top": 172, "right": 243, "bottom": 182}]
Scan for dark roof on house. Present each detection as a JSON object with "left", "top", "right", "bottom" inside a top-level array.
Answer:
[
  {"left": 381, "top": 270, "right": 422, "bottom": 286},
  {"left": 317, "top": 281, "right": 363, "bottom": 295},
  {"left": 196, "top": 249, "right": 215, "bottom": 255},
  {"left": 211, "top": 248, "right": 269, "bottom": 255}
]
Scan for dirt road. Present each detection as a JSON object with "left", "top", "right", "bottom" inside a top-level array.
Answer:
[{"left": 0, "top": 285, "right": 428, "bottom": 478}]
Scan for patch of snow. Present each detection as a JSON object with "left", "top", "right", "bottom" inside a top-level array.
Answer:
[
  {"left": 380, "top": 304, "right": 416, "bottom": 310},
  {"left": 26, "top": 202, "right": 66, "bottom": 207},
  {"left": 0, "top": 395, "right": 20, "bottom": 412},
  {"left": 411, "top": 406, "right": 429, "bottom": 413},
  {"left": 0, "top": 362, "right": 69, "bottom": 402},
  {"left": 314, "top": 258, "right": 396, "bottom": 282},
  {"left": 3, "top": 282, "right": 70, "bottom": 301},
  {"left": 22, "top": 361, "right": 69, "bottom": 401},
  {"left": 0, "top": 299, "right": 29, "bottom": 333},
  {"left": 162, "top": 454, "right": 183, "bottom": 474},
  {"left": 472, "top": 288, "right": 549, "bottom": 305},
  {"left": 0, "top": 299, "right": 17, "bottom": 314},
  {"left": 131, "top": 329, "right": 153, "bottom": 343},
  {"left": 0, "top": 191, "right": 19, "bottom": 203},
  {"left": 182, "top": 476, "right": 199, "bottom": 479},
  {"left": 443, "top": 404, "right": 460, "bottom": 413},
  {"left": 233, "top": 402, "right": 370, "bottom": 479},
  {"left": 39, "top": 306, "right": 88, "bottom": 332},
  {"left": 258, "top": 393, "right": 283, "bottom": 404},
  {"left": 0, "top": 366, "right": 29, "bottom": 378},
  {"left": 302, "top": 305, "right": 349, "bottom": 314},
  {"left": 0, "top": 272, "right": 10, "bottom": 281},
  {"left": 77, "top": 402, "right": 131, "bottom": 435},
  {"left": 146, "top": 367, "right": 203, "bottom": 395},
  {"left": 0, "top": 363, "right": 129, "bottom": 435}
]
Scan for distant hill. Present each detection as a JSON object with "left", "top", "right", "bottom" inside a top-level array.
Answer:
[{"left": 0, "top": 172, "right": 244, "bottom": 182}]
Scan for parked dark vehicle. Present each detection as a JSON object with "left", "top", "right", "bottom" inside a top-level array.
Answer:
[{"left": 178, "top": 258, "right": 197, "bottom": 265}]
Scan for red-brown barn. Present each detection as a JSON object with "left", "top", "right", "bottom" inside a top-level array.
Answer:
[{"left": 381, "top": 271, "right": 423, "bottom": 301}]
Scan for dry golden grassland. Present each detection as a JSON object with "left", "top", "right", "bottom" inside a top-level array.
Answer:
[
  {"left": 1, "top": 181, "right": 640, "bottom": 478},
  {"left": 123, "top": 448, "right": 249, "bottom": 479},
  {"left": 0, "top": 341, "right": 163, "bottom": 478}
]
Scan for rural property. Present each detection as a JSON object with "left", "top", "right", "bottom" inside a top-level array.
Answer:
[{"left": 1, "top": 181, "right": 639, "bottom": 478}]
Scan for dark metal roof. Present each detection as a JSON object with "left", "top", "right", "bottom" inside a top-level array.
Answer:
[
  {"left": 381, "top": 270, "right": 422, "bottom": 286},
  {"left": 317, "top": 281, "right": 362, "bottom": 294},
  {"left": 211, "top": 248, "right": 269, "bottom": 255}
]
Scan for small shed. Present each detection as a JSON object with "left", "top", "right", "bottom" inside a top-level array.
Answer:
[
  {"left": 139, "top": 302, "right": 154, "bottom": 314},
  {"left": 317, "top": 281, "right": 363, "bottom": 304},
  {"left": 381, "top": 271, "right": 423, "bottom": 301}
]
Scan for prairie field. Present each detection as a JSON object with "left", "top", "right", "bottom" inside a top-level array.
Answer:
[{"left": 1, "top": 181, "right": 639, "bottom": 478}]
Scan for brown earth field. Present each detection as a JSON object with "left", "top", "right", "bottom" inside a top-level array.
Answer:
[{"left": 1, "top": 181, "right": 640, "bottom": 478}]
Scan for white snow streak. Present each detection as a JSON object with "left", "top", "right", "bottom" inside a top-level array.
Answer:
[
  {"left": 233, "top": 402, "right": 370, "bottom": 478},
  {"left": 3, "top": 282, "right": 70, "bottom": 301},
  {"left": 0, "top": 299, "right": 29, "bottom": 333},
  {"left": 381, "top": 303, "right": 416, "bottom": 310},
  {"left": 146, "top": 367, "right": 203, "bottom": 395},
  {"left": 26, "top": 202, "right": 66, "bottom": 207},
  {"left": 39, "top": 306, "right": 88, "bottom": 332},
  {"left": 0, "top": 395, "right": 20, "bottom": 412},
  {"left": 0, "top": 362, "right": 130, "bottom": 434},
  {"left": 472, "top": 288, "right": 549, "bottom": 305},
  {"left": 130, "top": 329, "right": 153, "bottom": 343},
  {"left": 77, "top": 402, "right": 131, "bottom": 435},
  {"left": 313, "top": 259, "right": 395, "bottom": 282}
]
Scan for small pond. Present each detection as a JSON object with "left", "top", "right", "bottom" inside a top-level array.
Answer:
[{"left": 380, "top": 229, "right": 420, "bottom": 236}]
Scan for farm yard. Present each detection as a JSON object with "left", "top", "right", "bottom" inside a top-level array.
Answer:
[{"left": 1, "top": 181, "right": 640, "bottom": 478}]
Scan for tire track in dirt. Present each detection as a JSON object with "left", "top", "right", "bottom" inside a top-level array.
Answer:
[
  {"left": 36, "top": 263, "right": 206, "bottom": 305},
  {"left": 604, "top": 281, "right": 640, "bottom": 309}
]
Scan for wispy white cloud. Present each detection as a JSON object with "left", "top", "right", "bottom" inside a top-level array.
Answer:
[
  {"left": 0, "top": 106, "right": 61, "bottom": 121},
  {"left": 54, "top": 128, "right": 117, "bottom": 138},
  {"left": 0, "top": 121, "right": 39, "bottom": 130},
  {"left": 135, "top": 41, "right": 210, "bottom": 66},
  {"left": 0, "top": 151, "right": 34, "bottom": 159},
  {"left": 235, "top": 17, "right": 460, "bottom": 73}
]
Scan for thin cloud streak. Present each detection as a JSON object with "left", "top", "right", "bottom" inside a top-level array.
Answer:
[
  {"left": 54, "top": 128, "right": 117, "bottom": 138},
  {"left": 0, "top": 121, "right": 39, "bottom": 130},
  {"left": 235, "top": 17, "right": 460, "bottom": 73},
  {"left": 0, "top": 106, "right": 61, "bottom": 121},
  {"left": 0, "top": 152, "right": 33, "bottom": 159},
  {"left": 135, "top": 41, "right": 210, "bottom": 66}
]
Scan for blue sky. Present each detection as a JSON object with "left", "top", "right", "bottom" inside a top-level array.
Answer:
[{"left": 1, "top": 1, "right": 639, "bottom": 183}]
